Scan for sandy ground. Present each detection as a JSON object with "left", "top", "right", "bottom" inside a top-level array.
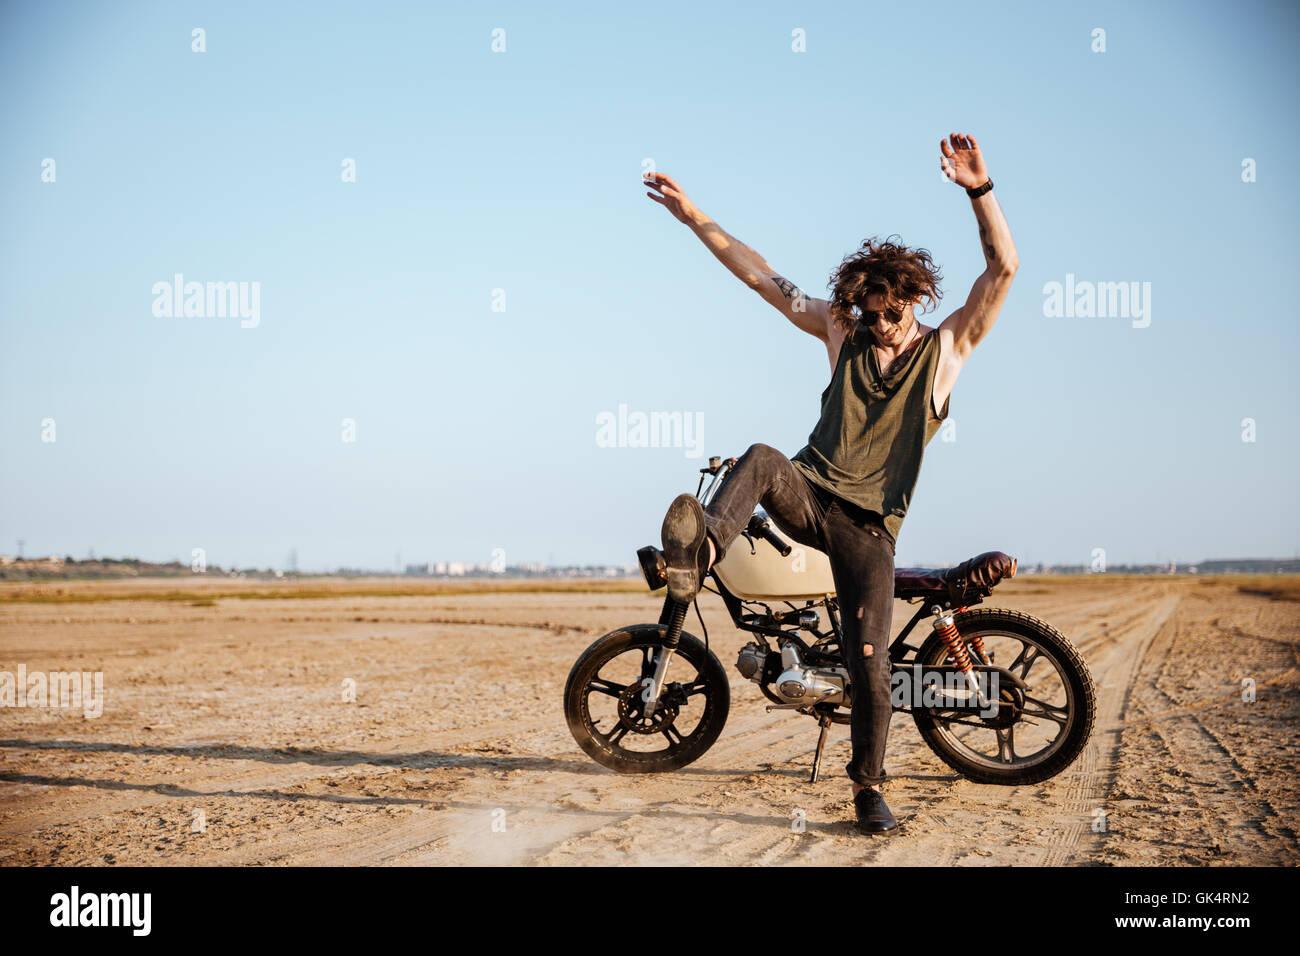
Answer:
[{"left": 0, "top": 575, "right": 1296, "bottom": 866}]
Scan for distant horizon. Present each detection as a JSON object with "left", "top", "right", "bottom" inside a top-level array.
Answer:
[{"left": 4, "top": 551, "right": 1298, "bottom": 576}]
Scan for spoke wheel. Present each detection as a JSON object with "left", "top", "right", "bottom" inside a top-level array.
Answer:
[
  {"left": 911, "top": 608, "right": 1095, "bottom": 785},
  {"left": 564, "top": 624, "right": 730, "bottom": 773}
]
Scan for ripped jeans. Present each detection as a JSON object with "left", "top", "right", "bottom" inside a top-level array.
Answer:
[{"left": 703, "top": 443, "right": 896, "bottom": 788}]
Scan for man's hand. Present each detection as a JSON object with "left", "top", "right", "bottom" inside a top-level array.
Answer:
[
  {"left": 644, "top": 171, "right": 703, "bottom": 226},
  {"left": 939, "top": 133, "right": 989, "bottom": 189}
]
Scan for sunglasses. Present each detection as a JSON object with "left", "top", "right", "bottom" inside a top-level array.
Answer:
[{"left": 857, "top": 307, "right": 903, "bottom": 326}]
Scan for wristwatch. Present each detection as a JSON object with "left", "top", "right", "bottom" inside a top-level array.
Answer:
[{"left": 966, "top": 178, "right": 993, "bottom": 199}]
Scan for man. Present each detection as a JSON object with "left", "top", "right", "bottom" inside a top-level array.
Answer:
[{"left": 644, "top": 132, "right": 1019, "bottom": 834}]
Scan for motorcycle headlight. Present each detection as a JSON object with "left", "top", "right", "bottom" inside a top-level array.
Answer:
[{"left": 636, "top": 546, "right": 667, "bottom": 591}]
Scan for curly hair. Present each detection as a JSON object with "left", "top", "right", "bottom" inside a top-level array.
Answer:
[{"left": 827, "top": 235, "right": 943, "bottom": 341}]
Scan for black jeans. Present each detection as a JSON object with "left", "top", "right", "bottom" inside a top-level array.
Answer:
[{"left": 703, "top": 443, "right": 896, "bottom": 788}]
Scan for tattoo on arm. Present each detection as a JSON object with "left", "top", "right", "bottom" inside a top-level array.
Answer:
[
  {"left": 770, "top": 275, "right": 808, "bottom": 313},
  {"left": 771, "top": 275, "right": 803, "bottom": 299},
  {"left": 979, "top": 225, "right": 996, "bottom": 263}
]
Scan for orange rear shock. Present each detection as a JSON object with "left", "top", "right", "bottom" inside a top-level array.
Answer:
[{"left": 931, "top": 607, "right": 986, "bottom": 706}]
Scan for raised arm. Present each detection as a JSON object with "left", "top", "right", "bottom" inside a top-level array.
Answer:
[
  {"left": 644, "top": 171, "right": 833, "bottom": 348},
  {"left": 936, "top": 133, "right": 1020, "bottom": 367}
]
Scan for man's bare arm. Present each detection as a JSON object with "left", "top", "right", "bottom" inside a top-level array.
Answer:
[
  {"left": 944, "top": 189, "right": 1019, "bottom": 359},
  {"left": 644, "top": 171, "right": 832, "bottom": 344},
  {"left": 691, "top": 216, "right": 832, "bottom": 341},
  {"left": 937, "top": 134, "right": 1019, "bottom": 364}
]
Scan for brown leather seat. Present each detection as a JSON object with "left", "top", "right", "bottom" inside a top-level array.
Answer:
[{"left": 893, "top": 551, "right": 1017, "bottom": 604}]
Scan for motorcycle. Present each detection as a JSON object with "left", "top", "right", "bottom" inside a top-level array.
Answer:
[{"left": 564, "top": 455, "right": 1096, "bottom": 785}]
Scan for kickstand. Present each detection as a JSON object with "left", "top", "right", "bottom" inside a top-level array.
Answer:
[{"left": 810, "top": 714, "right": 832, "bottom": 784}]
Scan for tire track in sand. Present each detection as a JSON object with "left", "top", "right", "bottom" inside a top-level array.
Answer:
[{"left": 865, "top": 581, "right": 1184, "bottom": 866}]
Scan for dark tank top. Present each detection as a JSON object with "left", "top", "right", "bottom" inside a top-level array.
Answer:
[{"left": 790, "top": 322, "right": 950, "bottom": 546}]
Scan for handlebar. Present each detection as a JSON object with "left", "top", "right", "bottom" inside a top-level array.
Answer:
[
  {"left": 700, "top": 456, "right": 737, "bottom": 476},
  {"left": 746, "top": 513, "right": 792, "bottom": 557}
]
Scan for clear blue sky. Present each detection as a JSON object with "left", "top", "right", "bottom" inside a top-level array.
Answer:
[{"left": 2, "top": 0, "right": 1296, "bottom": 571}]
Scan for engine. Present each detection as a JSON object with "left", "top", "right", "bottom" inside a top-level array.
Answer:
[{"left": 736, "top": 641, "right": 850, "bottom": 706}]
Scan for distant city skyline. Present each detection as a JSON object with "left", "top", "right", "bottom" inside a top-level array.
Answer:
[
  {"left": 2, "top": 549, "right": 1296, "bottom": 579},
  {"left": 2, "top": 1, "right": 1297, "bottom": 569}
]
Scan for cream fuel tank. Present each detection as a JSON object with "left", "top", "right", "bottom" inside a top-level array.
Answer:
[{"left": 710, "top": 509, "right": 837, "bottom": 601}]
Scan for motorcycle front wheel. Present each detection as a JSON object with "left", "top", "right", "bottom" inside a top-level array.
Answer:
[{"left": 563, "top": 623, "right": 730, "bottom": 773}]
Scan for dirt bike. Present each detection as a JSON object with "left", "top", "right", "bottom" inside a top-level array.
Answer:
[{"left": 564, "top": 455, "right": 1096, "bottom": 785}]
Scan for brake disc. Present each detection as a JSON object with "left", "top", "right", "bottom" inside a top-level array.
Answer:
[{"left": 617, "top": 682, "right": 679, "bottom": 735}]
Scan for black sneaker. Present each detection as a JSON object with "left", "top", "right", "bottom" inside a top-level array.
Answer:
[
  {"left": 853, "top": 788, "right": 898, "bottom": 834},
  {"left": 661, "top": 493, "right": 709, "bottom": 604}
]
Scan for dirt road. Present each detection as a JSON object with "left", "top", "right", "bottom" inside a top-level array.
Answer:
[{"left": 1, "top": 575, "right": 1296, "bottom": 865}]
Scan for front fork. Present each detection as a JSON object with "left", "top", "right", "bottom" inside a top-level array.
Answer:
[
  {"left": 643, "top": 459, "right": 735, "bottom": 714},
  {"left": 642, "top": 597, "right": 688, "bottom": 714}
]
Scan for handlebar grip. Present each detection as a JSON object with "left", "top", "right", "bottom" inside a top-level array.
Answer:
[
  {"left": 763, "top": 527, "right": 793, "bottom": 557},
  {"left": 746, "top": 514, "right": 793, "bottom": 557}
]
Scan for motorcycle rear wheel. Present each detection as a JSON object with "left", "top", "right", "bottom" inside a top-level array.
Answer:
[
  {"left": 910, "top": 607, "right": 1095, "bottom": 785},
  {"left": 564, "top": 623, "right": 730, "bottom": 773}
]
